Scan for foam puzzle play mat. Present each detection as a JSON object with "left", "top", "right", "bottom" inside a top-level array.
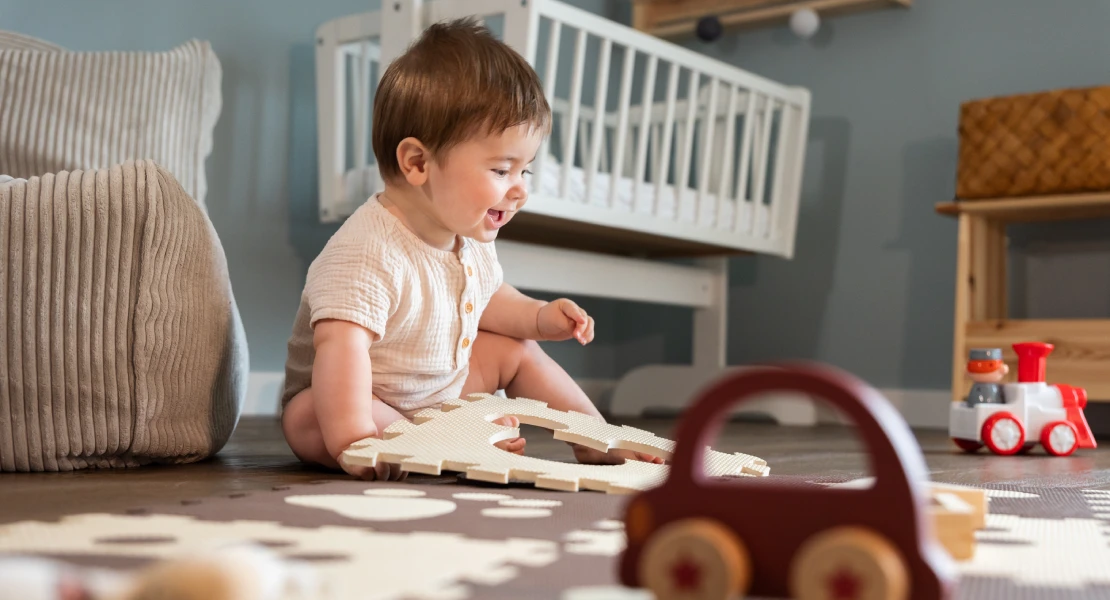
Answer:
[
  {"left": 3, "top": 386, "right": 1110, "bottom": 600},
  {"left": 2, "top": 476, "right": 1110, "bottom": 599}
]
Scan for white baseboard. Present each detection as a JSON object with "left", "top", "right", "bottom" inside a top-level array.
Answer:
[
  {"left": 243, "top": 371, "right": 286, "bottom": 416},
  {"left": 242, "top": 372, "right": 952, "bottom": 430}
]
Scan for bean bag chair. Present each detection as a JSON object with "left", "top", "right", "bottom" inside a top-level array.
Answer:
[{"left": 0, "top": 160, "right": 247, "bottom": 471}]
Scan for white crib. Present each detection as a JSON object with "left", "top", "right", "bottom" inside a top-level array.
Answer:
[{"left": 314, "top": 0, "right": 817, "bottom": 424}]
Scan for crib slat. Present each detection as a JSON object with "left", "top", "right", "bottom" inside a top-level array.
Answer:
[
  {"left": 609, "top": 45, "right": 636, "bottom": 208},
  {"left": 677, "top": 69, "right": 700, "bottom": 220},
  {"left": 533, "top": 18, "right": 561, "bottom": 195},
  {"left": 767, "top": 102, "right": 796, "bottom": 240},
  {"left": 732, "top": 91, "right": 758, "bottom": 233},
  {"left": 716, "top": 84, "right": 739, "bottom": 230},
  {"left": 585, "top": 37, "right": 611, "bottom": 206},
  {"left": 750, "top": 96, "right": 776, "bottom": 236},
  {"left": 654, "top": 61, "right": 679, "bottom": 217},
  {"left": 561, "top": 28, "right": 588, "bottom": 200},
  {"left": 559, "top": 28, "right": 586, "bottom": 199},
  {"left": 347, "top": 53, "right": 360, "bottom": 169},
  {"left": 695, "top": 77, "right": 719, "bottom": 224}
]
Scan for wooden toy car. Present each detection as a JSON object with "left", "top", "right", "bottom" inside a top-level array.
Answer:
[
  {"left": 950, "top": 342, "right": 1097, "bottom": 456},
  {"left": 618, "top": 363, "right": 958, "bottom": 600}
]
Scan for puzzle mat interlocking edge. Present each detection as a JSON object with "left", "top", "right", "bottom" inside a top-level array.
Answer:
[{"left": 2, "top": 476, "right": 1109, "bottom": 600}]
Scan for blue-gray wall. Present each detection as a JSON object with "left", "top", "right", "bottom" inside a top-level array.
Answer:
[
  {"left": 4, "top": 0, "right": 1108, "bottom": 397},
  {"left": 608, "top": 0, "right": 1110, "bottom": 393}
]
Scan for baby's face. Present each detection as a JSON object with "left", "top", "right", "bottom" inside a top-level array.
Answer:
[{"left": 425, "top": 123, "right": 543, "bottom": 243}]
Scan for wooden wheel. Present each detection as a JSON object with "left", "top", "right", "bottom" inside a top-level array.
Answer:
[
  {"left": 638, "top": 518, "right": 750, "bottom": 600},
  {"left": 790, "top": 526, "right": 909, "bottom": 600}
]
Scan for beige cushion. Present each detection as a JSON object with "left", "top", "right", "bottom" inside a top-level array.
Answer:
[
  {"left": 0, "top": 160, "right": 247, "bottom": 471},
  {"left": 0, "top": 33, "right": 221, "bottom": 209},
  {"left": 0, "top": 30, "right": 64, "bottom": 52}
]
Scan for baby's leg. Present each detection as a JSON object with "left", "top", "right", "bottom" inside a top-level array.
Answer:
[
  {"left": 464, "top": 332, "right": 601, "bottom": 418},
  {"left": 465, "top": 332, "right": 664, "bottom": 465},
  {"left": 281, "top": 387, "right": 407, "bottom": 479}
]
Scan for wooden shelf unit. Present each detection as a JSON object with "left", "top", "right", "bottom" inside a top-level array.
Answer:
[
  {"left": 936, "top": 193, "right": 1110, "bottom": 403},
  {"left": 630, "top": 0, "right": 911, "bottom": 40}
]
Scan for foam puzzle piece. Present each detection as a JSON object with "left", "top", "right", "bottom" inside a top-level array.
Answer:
[
  {"left": 0, "top": 513, "right": 558, "bottom": 600},
  {"left": 341, "top": 393, "right": 770, "bottom": 493}
]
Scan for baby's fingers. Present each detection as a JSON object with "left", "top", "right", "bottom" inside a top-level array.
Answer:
[
  {"left": 562, "top": 300, "right": 588, "bottom": 324},
  {"left": 580, "top": 316, "right": 595, "bottom": 345}
]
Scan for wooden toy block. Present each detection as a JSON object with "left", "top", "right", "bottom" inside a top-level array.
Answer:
[
  {"left": 830, "top": 478, "right": 987, "bottom": 560},
  {"left": 341, "top": 393, "right": 770, "bottom": 494},
  {"left": 929, "top": 492, "right": 978, "bottom": 562}
]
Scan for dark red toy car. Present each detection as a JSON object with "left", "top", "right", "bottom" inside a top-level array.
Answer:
[{"left": 618, "top": 363, "right": 958, "bottom": 599}]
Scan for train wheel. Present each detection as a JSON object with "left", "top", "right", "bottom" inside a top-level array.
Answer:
[
  {"left": 790, "top": 526, "right": 909, "bottom": 600},
  {"left": 638, "top": 518, "right": 751, "bottom": 600},
  {"left": 981, "top": 412, "right": 1025, "bottom": 455},
  {"left": 1041, "top": 421, "right": 1079, "bottom": 457},
  {"left": 951, "top": 438, "right": 983, "bottom": 453}
]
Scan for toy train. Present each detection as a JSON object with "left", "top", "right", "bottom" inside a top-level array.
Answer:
[{"left": 950, "top": 342, "right": 1097, "bottom": 456}]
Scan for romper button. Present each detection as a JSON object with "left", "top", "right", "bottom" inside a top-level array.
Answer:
[
  {"left": 465, "top": 302, "right": 474, "bottom": 313},
  {"left": 467, "top": 266, "right": 474, "bottom": 276},
  {"left": 462, "top": 337, "right": 471, "bottom": 349}
]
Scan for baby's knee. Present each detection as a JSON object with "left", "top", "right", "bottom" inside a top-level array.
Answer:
[{"left": 515, "top": 337, "right": 544, "bottom": 362}]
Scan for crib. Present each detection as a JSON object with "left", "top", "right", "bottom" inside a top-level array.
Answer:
[{"left": 314, "top": 0, "right": 817, "bottom": 424}]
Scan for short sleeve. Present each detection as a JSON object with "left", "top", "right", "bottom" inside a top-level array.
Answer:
[
  {"left": 303, "top": 236, "right": 400, "bottom": 341},
  {"left": 474, "top": 239, "right": 503, "bottom": 286}
]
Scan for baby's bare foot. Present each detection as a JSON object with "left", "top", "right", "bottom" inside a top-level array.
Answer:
[{"left": 491, "top": 415, "right": 527, "bottom": 455}]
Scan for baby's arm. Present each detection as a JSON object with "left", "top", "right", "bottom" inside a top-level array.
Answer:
[
  {"left": 312, "top": 319, "right": 378, "bottom": 465},
  {"left": 478, "top": 283, "right": 545, "bottom": 339},
  {"left": 480, "top": 283, "right": 594, "bottom": 344}
]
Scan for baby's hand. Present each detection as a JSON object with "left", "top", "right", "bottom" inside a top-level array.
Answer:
[{"left": 537, "top": 299, "right": 594, "bottom": 345}]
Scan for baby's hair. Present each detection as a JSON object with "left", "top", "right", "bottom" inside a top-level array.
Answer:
[{"left": 372, "top": 17, "right": 552, "bottom": 182}]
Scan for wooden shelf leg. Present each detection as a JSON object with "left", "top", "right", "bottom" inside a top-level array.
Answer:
[
  {"left": 952, "top": 215, "right": 1008, "bottom": 402},
  {"left": 952, "top": 214, "right": 971, "bottom": 403}
]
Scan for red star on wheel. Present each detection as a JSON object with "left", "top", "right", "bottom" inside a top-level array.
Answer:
[
  {"left": 827, "top": 568, "right": 861, "bottom": 599},
  {"left": 671, "top": 555, "right": 702, "bottom": 591}
]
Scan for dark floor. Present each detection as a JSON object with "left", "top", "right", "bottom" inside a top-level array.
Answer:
[{"left": 3, "top": 416, "right": 1110, "bottom": 525}]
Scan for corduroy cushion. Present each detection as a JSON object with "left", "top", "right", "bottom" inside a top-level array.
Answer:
[
  {"left": 0, "top": 33, "right": 221, "bottom": 209},
  {"left": 0, "top": 160, "right": 247, "bottom": 471}
]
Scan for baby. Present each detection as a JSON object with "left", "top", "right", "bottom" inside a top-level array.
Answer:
[{"left": 280, "top": 17, "right": 662, "bottom": 480}]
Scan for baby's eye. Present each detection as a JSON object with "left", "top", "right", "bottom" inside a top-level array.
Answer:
[
  {"left": 493, "top": 169, "right": 509, "bottom": 177},
  {"left": 523, "top": 169, "right": 533, "bottom": 176}
]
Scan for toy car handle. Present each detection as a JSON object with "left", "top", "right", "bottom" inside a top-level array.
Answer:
[{"left": 668, "top": 362, "right": 934, "bottom": 501}]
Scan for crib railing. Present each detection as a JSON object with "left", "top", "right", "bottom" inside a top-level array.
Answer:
[
  {"left": 315, "top": 11, "right": 386, "bottom": 221},
  {"left": 317, "top": 0, "right": 810, "bottom": 257}
]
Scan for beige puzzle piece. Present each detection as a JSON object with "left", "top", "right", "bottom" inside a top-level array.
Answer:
[
  {"left": 342, "top": 393, "right": 769, "bottom": 494},
  {"left": 0, "top": 513, "right": 558, "bottom": 600}
]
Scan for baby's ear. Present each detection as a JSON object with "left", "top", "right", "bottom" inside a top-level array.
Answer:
[{"left": 396, "top": 137, "right": 430, "bottom": 185}]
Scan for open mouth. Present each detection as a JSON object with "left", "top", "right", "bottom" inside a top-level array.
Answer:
[{"left": 487, "top": 209, "right": 508, "bottom": 228}]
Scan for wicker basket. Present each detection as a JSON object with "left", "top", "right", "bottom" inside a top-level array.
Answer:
[{"left": 956, "top": 85, "right": 1110, "bottom": 199}]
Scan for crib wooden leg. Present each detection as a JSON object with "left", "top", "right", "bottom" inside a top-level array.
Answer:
[
  {"left": 692, "top": 257, "right": 728, "bottom": 371},
  {"left": 608, "top": 257, "right": 818, "bottom": 425}
]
